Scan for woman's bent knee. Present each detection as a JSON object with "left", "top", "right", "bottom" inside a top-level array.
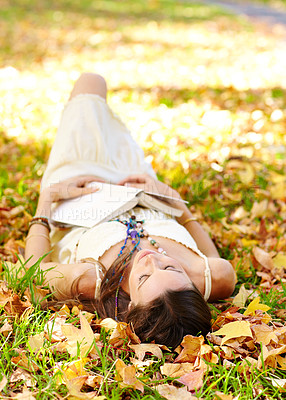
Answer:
[{"left": 70, "top": 73, "right": 107, "bottom": 100}]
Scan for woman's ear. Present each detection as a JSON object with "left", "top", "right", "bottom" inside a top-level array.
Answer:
[{"left": 128, "top": 301, "right": 134, "bottom": 311}]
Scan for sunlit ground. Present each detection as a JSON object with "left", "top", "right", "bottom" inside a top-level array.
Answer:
[{"left": 1, "top": 0, "right": 286, "bottom": 156}]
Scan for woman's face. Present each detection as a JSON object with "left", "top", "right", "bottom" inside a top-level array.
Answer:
[{"left": 128, "top": 249, "right": 193, "bottom": 306}]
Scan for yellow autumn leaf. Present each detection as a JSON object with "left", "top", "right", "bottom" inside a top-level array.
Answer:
[
  {"left": 61, "top": 312, "right": 96, "bottom": 357},
  {"left": 212, "top": 321, "right": 253, "bottom": 346},
  {"left": 244, "top": 297, "right": 271, "bottom": 316}
]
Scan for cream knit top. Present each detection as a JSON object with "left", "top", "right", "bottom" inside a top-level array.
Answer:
[{"left": 51, "top": 207, "right": 212, "bottom": 300}]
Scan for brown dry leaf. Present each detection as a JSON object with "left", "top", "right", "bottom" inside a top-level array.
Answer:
[
  {"left": 252, "top": 324, "right": 278, "bottom": 346},
  {"left": 174, "top": 335, "right": 204, "bottom": 363},
  {"left": 0, "top": 281, "right": 13, "bottom": 306},
  {"left": 212, "top": 321, "right": 253, "bottom": 346},
  {"left": 0, "top": 375, "right": 7, "bottom": 391},
  {"left": 160, "top": 362, "right": 194, "bottom": 378},
  {"left": 129, "top": 343, "right": 163, "bottom": 361},
  {"left": 252, "top": 247, "right": 274, "bottom": 271},
  {"left": 11, "top": 350, "right": 39, "bottom": 372},
  {"left": 214, "top": 391, "right": 233, "bottom": 400},
  {"left": 176, "top": 368, "right": 204, "bottom": 391},
  {"left": 244, "top": 297, "right": 271, "bottom": 316},
  {"left": 10, "top": 367, "right": 33, "bottom": 387},
  {"left": 61, "top": 312, "right": 96, "bottom": 357},
  {"left": 156, "top": 384, "right": 198, "bottom": 400},
  {"left": 4, "top": 293, "right": 32, "bottom": 317},
  {"left": 232, "top": 284, "right": 253, "bottom": 307},
  {"left": 44, "top": 315, "right": 67, "bottom": 342},
  {"left": 115, "top": 359, "right": 144, "bottom": 393},
  {"left": 28, "top": 332, "right": 45, "bottom": 353}
]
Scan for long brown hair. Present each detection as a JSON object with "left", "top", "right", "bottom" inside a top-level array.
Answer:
[{"left": 73, "top": 251, "right": 212, "bottom": 347}]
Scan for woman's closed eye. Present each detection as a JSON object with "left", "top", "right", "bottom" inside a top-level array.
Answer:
[{"left": 139, "top": 274, "right": 149, "bottom": 282}]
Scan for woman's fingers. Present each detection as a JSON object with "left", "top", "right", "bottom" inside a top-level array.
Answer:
[{"left": 118, "top": 174, "right": 153, "bottom": 185}]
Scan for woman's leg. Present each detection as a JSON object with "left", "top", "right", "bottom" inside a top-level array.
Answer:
[{"left": 69, "top": 73, "right": 107, "bottom": 101}]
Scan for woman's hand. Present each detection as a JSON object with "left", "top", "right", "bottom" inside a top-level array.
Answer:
[
  {"left": 41, "top": 176, "right": 103, "bottom": 203},
  {"left": 35, "top": 176, "right": 103, "bottom": 218},
  {"left": 118, "top": 174, "right": 182, "bottom": 201}
]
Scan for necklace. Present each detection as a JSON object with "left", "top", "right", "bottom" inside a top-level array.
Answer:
[{"left": 113, "top": 215, "right": 166, "bottom": 320}]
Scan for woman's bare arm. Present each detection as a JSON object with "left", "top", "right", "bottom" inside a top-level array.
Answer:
[{"left": 25, "top": 176, "right": 101, "bottom": 299}]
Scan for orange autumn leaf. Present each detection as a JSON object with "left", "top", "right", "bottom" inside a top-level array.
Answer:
[
  {"left": 244, "top": 297, "right": 271, "bottom": 316},
  {"left": 174, "top": 335, "right": 204, "bottom": 363},
  {"left": 212, "top": 321, "right": 253, "bottom": 346}
]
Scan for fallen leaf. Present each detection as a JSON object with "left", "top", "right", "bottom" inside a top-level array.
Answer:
[
  {"left": 252, "top": 247, "right": 274, "bottom": 271},
  {"left": 272, "top": 253, "right": 286, "bottom": 270},
  {"left": 156, "top": 383, "right": 197, "bottom": 400},
  {"left": 176, "top": 368, "right": 204, "bottom": 391},
  {"left": 61, "top": 312, "right": 97, "bottom": 357},
  {"left": 129, "top": 343, "right": 163, "bottom": 361},
  {"left": 129, "top": 358, "right": 156, "bottom": 370},
  {"left": 99, "top": 318, "right": 117, "bottom": 332},
  {"left": 174, "top": 335, "right": 204, "bottom": 363},
  {"left": 232, "top": 284, "right": 252, "bottom": 307},
  {"left": 44, "top": 315, "right": 67, "bottom": 342},
  {"left": 0, "top": 320, "right": 13, "bottom": 336},
  {"left": 13, "top": 387, "right": 36, "bottom": 400},
  {"left": 10, "top": 367, "right": 33, "bottom": 387},
  {"left": 270, "top": 377, "right": 286, "bottom": 391},
  {"left": 250, "top": 200, "right": 268, "bottom": 219},
  {"left": 244, "top": 297, "right": 271, "bottom": 316},
  {"left": 160, "top": 362, "right": 194, "bottom": 378},
  {"left": 212, "top": 321, "right": 253, "bottom": 346},
  {"left": 252, "top": 324, "right": 278, "bottom": 346},
  {"left": 28, "top": 332, "right": 45, "bottom": 353},
  {"left": 258, "top": 344, "right": 286, "bottom": 370},
  {"left": 0, "top": 375, "right": 7, "bottom": 391},
  {"left": 115, "top": 359, "right": 144, "bottom": 392},
  {"left": 214, "top": 391, "right": 233, "bottom": 400}
]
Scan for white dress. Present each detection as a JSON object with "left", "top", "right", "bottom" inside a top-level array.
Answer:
[{"left": 42, "top": 94, "right": 212, "bottom": 300}]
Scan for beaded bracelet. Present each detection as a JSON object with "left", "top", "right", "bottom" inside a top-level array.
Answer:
[
  {"left": 29, "top": 217, "right": 51, "bottom": 232},
  {"left": 181, "top": 217, "right": 198, "bottom": 226}
]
